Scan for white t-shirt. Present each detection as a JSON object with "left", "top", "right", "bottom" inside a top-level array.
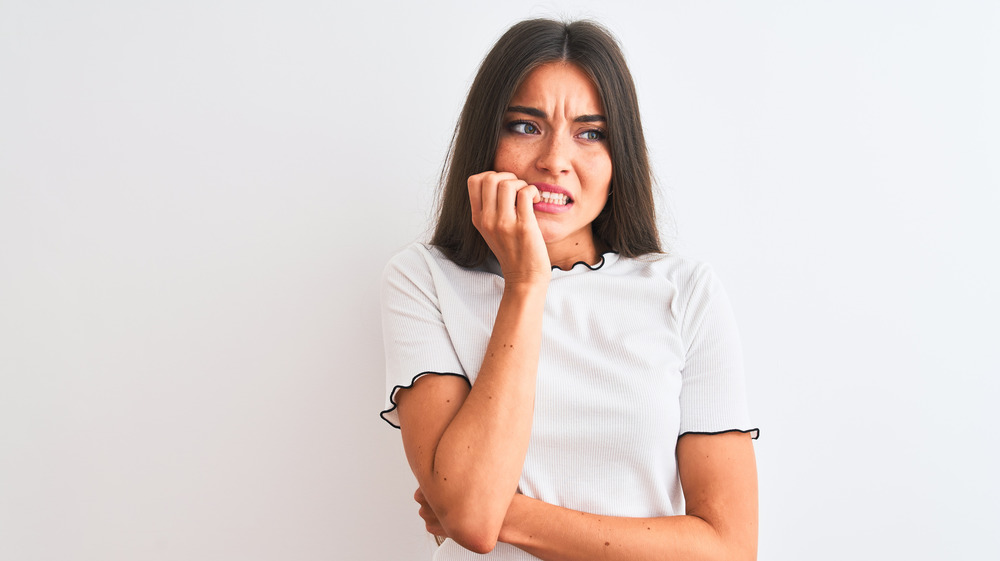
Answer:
[{"left": 380, "top": 242, "right": 757, "bottom": 560}]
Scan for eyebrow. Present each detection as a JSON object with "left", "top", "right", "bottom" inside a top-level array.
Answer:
[{"left": 507, "top": 105, "right": 606, "bottom": 123}]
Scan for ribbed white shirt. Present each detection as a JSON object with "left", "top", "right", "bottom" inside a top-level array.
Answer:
[{"left": 381, "top": 242, "right": 757, "bottom": 560}]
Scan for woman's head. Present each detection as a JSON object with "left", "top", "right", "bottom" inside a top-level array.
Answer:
[{"left": 431, "top": 19, "right": 661, "bottom": 267}]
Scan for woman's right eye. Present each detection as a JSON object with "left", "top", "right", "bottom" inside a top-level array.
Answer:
[{"left": 508, "top": 121, "right": 540, "bottom": 135}]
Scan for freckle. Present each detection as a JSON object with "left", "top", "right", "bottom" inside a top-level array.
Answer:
[
  {"left": 491, "top": 353, "right": 495, "bottom": 357},
  {"left": 604, "top": 542, "right": 610, "bottom": 546},
  {"left": 443, "top": 477, "right": 447, "bottom": 481},
  {"left": 446, "top": 399, "right": 451, "bottom": 403},
  {"left": 647, "top": 527, "right": 651, "bottom": 530}
]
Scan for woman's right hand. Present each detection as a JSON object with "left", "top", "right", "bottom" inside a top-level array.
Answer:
[{"left": 468, "top": 171, "right": 551, "bottom": 286}]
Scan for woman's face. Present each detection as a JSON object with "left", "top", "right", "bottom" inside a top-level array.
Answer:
[{"left": 493, "top": 62, "right": 612, "bottom": 255}]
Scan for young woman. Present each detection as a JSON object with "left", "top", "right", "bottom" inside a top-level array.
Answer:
[{"left": 380, "top": 19, "right": 759, "bottom": 561}]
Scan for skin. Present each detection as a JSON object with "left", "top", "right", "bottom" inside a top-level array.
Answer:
[{"left": 395, "top": 62, "right": 758, "bottom": 559}]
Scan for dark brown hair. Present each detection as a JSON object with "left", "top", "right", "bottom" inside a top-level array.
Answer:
[{"left": 430, "top": 19, "right": 661, "bottom": 267}]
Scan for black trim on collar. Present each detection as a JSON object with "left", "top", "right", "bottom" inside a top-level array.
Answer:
[
  {"left": 679, "top": 428, "right": 760, "bottom": 440},
  {"left": 380, "top": 371, "right": 471, "bottom": 429},
  {"left": 551, "top": 251, "right": 619, "bottom": 272}
]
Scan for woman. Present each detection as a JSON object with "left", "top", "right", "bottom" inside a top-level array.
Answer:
[{"left": 380, "top": 18, "right": 759, "bottom": 560}]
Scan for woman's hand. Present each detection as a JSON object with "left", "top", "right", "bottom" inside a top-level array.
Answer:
[
  {"left": 468, "top": 171, "right": 551, "bottom": 286},
  {"left": 414, "top": 487, "right": 447, "bottom": 539}
]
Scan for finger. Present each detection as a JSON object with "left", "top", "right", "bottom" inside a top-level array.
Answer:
[
  {"left": 495, "top": 178, "right": 525, "bottom": 223},
  {"left": 467, "top": 173, "right": 488, "bottom": 227},
  {"left": 481, "top": 172, "right": 519, "bottom": 211},
  {"left": 516, "top": 184, "right": 541, "bottom": 224},
  {"left": 479, "top": 173, "right": 500, "bottom": 220}
]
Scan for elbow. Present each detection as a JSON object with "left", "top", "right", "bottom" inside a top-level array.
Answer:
[
  {"left": 422, "top": 482, "right": 510, "bottom": 554},
  {"left": 689, "top": 514, "right": 756, "bottom": 561},
  {"left": 448, "top": 529, "right": 498, "bottom": 555},
  {"left": 722, "top": 534, "right": 757, "bottom": 561},
  {"left": 439, "top": 509, "right": 503, "bottom": 554}
]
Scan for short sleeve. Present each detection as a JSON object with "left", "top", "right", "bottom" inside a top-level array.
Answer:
[
  {"left": 379, "top": 245, "right": 469, "bottom": 428},
  {"left": 678, "top": 264, "right": 759, "bottom": 439}
]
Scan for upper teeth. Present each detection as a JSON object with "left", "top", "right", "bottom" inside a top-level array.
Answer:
[{"left": 539, "top": 191, "right": 569, "bottom": 205}]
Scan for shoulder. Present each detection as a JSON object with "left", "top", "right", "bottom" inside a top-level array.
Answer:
[
  {"left": 384, "top": 242, "right": 438, "bottom": 276},
  {"left": 382, "top": 242, "right": 454, "bottom": 284},
  {"left": 613, "top": 252, "right": 731, "bottom": 325},
  {"left": 382, "top": 242, "right": 498, "bottom": 298},
  {"left": 381, "top": 243, "right": 441, "bottom": 303},
  {"left": 617, "top": 252, "right": 718, "bottom": 293}
]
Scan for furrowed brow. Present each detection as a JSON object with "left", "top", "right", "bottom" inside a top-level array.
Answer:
[
  {"left": 506, "top": 105, "right": 546, "bottom": 118},
  {"left": 575, "top": 114, "right": 606, "bottom": 123}
]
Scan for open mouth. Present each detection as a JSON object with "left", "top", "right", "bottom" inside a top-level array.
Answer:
[
  {"left": 538, "top": 191, "right": 571, "bottom": 206},
  {"left": 532, "top": 183, "right": 574, "bottom": 208}
]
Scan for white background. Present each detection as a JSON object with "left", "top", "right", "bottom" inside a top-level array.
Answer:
[{"left": 1, "top": 1, "right": 998, "bottom": 559}]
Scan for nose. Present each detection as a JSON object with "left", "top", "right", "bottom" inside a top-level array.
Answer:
[{"left": 535, "top": 133, "right": 571, "bottom": 175}]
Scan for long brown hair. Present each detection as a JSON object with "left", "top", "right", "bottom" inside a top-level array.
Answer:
[{"left": 430, "top": 19, "right": 661, "bottom": 267}]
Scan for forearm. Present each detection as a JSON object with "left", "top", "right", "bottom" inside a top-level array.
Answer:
[
  {"left": 500, "top": 494, "right": 754, "bottom": 561},
  {"left": 424, "top": 283, "right": 547, "bottom": 545}
]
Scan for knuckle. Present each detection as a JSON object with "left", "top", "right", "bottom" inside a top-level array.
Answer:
[{"left": 496, "top": 217, "right": 514, "bottom": 231}]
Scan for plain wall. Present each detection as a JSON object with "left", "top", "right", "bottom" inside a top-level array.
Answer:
[{"left": 1, "top": 1, "right": 997, "bottom": 559}]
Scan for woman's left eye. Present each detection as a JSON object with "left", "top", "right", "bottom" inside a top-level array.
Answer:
[{"left": 578, "top": 129, "right": 606, "bottom": 141}]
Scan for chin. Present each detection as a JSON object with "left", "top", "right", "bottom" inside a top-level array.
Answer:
[{"left": 535, "top": 222, "right": 563, "bottom": 244}]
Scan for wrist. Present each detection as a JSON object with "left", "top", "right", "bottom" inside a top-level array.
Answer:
[{"left": 502, "top": 276, "right": 550, "bottom": 296}]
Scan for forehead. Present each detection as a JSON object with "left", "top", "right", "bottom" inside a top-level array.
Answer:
[{"left": 509, "top": 62, "right": 604, "bottom": 114}]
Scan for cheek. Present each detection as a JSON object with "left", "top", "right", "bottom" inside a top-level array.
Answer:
[
  {"left": 493, "top": 141, "right": 523, "bottom": 173},
  {"left": 581, "top": 152, "right": 613, "bottom": 191}
]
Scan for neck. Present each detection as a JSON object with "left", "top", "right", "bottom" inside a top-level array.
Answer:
[{"left": 546, "top": 231, "right": 604, "bottom": 271}]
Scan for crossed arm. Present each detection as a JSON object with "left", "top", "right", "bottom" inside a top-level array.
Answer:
[{"left": 396, "top": 367, "right": 758, "bottom": 560}]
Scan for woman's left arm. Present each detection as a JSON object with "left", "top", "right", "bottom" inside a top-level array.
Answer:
[
  {"left": 418, "top": 431, "right": 757, "bottom": 561},
  {"left": 502, "top": 431, "right": 757, "bottom": 561}
]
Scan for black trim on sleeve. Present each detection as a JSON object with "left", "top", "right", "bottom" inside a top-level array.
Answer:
[
  {"left": 379, "top": 371, "right": 471, "bottom": 429},
  {"left": 679, "top": 428, "right": 760, "bottom": 440}
]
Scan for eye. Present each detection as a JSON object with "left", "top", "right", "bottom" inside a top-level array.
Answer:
[
  {"left": 508, "top": 121, "right": 540, "bottom": 135},
  {"left": 578, "top": 129, "right": 606, "bottom": 141}
]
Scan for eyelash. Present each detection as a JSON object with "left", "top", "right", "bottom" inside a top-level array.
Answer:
[
  {"left": 505, "top": 120, "right": 607, "bottom": 141},
  {"left": 507, "top": 120, "right": 540, "bottom": 135}
]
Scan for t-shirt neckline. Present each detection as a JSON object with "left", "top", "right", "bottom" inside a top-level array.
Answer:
[{"left": 484, "top": 251, "right": 620, "bottom": 278}]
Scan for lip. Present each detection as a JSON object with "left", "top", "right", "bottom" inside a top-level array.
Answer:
[{"left": 531, "top": 183, "right": 574, "bottom": 201}]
